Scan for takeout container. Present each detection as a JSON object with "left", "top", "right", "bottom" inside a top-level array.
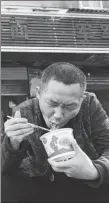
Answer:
[{"left": 40, "top": 128, "right": 75, "bottom": 162}]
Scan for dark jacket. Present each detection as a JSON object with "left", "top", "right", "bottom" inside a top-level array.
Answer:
[{"left": 1, "top": 92, "right": 109, "bottom": 187}]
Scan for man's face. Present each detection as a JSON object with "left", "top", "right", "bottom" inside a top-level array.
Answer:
[
  {"left": 37, "top": 80, "right": 84, "bottom": 129},
  {"left": 9, "top": 101, "right": 13, "bottom": 108}
]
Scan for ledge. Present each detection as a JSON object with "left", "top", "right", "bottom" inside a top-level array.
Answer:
[{"left": 1, "top": 46, "right": 109, "bottom": 53}]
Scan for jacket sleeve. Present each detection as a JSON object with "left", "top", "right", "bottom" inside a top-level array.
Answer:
[
  {"left": 86, "top": 93, "right": 109, "bottom": 187},
  {"left": 1, "top": 99, "right": 36, "bottom": 175},
  {"left": 1, "top": 133, "right": 30, "bottom": 174}
]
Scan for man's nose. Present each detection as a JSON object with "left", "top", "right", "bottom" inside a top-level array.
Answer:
[{"left": 54, "top": 107, "right": 63, "bottom": 120}]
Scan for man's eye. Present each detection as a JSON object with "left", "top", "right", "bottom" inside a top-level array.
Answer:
[
  {"left": 64, "top": 106, "right": 77, "bottom": 111},
  {"left": 47, "top": 103, "right": 57, "bottom": 107}
]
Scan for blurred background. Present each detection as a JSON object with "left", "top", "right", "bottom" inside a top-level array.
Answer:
[{"left": 1, "top": 1, "right": 109, "bottom": 118}]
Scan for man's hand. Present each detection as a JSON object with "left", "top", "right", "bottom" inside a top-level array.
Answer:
[
  {"left": 4, "top": 111, "right": 34, "bottom": 150},
  {"left": 48, "top": 138, "right": 99, "bottom": 180}
]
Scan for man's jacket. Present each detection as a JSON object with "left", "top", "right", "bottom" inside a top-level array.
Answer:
[{"left": 1, "top": 92, "right": 109, "bottom": 187}]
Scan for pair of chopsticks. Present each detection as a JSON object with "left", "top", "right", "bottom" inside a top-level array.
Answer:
[{"left": 7, "top": 116, "right": 51, "bottom": 132}]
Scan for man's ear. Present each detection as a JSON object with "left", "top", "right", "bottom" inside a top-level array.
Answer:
[
  {"left": 36, "top": 86, "right": 40, "bottom": 99},
  {"left": 80, "top": 94, "right": 85, "bottom": 104}
]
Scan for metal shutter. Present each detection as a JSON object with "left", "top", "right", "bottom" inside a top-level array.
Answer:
[
  {"left": 1, "top": 67, "right": 29, "bottom": 95},
  {"left": 1, "top": 67, "right": 28, "bottom": 80}
]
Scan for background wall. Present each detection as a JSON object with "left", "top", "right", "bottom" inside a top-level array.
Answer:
[
  {"left": 1, "top": 1, "right": 79, "bottom": 9},
  {"left": 1, "top": 1, "right": 109, "bottom": 9}
]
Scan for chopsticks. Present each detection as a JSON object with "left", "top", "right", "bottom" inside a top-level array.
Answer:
[{"left": 7, "top": 116, "right": 51, "bottom": 132}]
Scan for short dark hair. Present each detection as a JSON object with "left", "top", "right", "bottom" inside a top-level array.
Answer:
[
  {"left": 9, "top": 98, "right": 17, "bottom": 105},
  {"left": 40, "top": 62, "right": 86, "bottom": 94}
]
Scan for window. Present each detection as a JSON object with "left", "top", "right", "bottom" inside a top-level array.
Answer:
[
  {"left": 102, "top": 1, "right": 109, "bottom": 10},
  {"left": 79, "top": 1, "right": 103, "bottom": 10}
]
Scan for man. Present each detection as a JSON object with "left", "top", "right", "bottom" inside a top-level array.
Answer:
[
  {"left": 9, "top": 98, "right": 17, "bottom": 116},
  {"left": 1, "top": 62, "right": 109, "bottom": 202}
]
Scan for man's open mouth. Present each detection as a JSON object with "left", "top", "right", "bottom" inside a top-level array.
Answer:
[{"left": 50, "top": 122, "right": 60, "bottom": 129}]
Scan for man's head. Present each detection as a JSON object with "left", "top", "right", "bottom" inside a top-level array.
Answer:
[
  {"left": 36, "top": 62, "right": 86, "bottom": 129},
  {"left": 9, "top": 99, "right": 17, "bottom": 108}
]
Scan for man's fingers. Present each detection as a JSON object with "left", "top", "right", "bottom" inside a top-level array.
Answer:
[
  {"left": 7, "top": 127, "right": 34, "bottom": 137},
  {"left": 14, "top": 111, "right": 21, "bottom": 118},
  {"left": 10, "top": 130, "right": 34, "bottom": 142},
  {"left": 5, "top": 123, "right": 33, "bottom": 132},
  {"left": 5, "top": 118, "right": 28, "bottom": 128},
  {"left": 51, "top": 166, "right": 70, "bottom": 173},
  {"left": 48, "top": 158, "right": 73, "bottom": 168}
]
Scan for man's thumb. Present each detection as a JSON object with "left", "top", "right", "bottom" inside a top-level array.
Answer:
[
  {"left": 71, "top": 138, "right": 81, "bottom": 153},
  {"left": 14, "top": 110, "right": 21, "bottom": 118}
]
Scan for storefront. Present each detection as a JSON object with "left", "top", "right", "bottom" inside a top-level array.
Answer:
[
  {"left": 1, "top": 66, "right": 29, "bottom": 115},
  {"left": 1, "top": 6, "right": 109, "bottom": 115}
]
